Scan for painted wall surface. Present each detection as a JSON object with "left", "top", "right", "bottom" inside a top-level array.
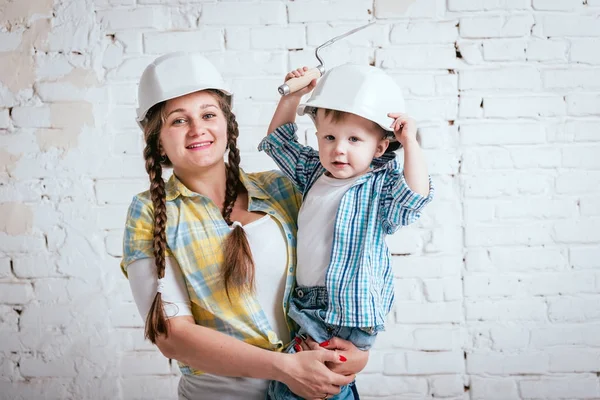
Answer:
[{"left": 1, "top": 0, "right": 599, "bottom": 398}]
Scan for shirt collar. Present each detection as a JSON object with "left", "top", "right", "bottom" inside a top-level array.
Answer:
[
  {"left": 165, "top": 168, "right": 270, "bottom": 201},
  {"left": 371, "top": 151, "right": 396, "bottom": 170}
]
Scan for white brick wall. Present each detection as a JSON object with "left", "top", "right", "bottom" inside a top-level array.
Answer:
[{"left": 1, "top": 0, "right": 599, "bottom": 399}]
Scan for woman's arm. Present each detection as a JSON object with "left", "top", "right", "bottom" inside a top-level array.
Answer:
[
  {"left": 126, "top": 258, "right": 353, "bottom": 399},
  {"left": 158, "top": 316, "right": 354, "bottom": 399}
]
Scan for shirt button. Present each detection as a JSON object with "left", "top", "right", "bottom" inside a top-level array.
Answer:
[
  {"left": 297, "top": 289, "right": 304, "bottom": 298},
  {"left": 288, "top": 267, "right": 293, "bottom": 273},
  {"left": 287, "top": 233, "right": 292, "bottom": 239}
]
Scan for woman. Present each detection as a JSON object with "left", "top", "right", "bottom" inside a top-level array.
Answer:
[{"left": 121, "top": 52, "right": 368, "bottom": 400}]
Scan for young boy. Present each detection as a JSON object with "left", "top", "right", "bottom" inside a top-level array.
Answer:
[{"left": 259, "top": 64, "right": 433, "bottom": 400}]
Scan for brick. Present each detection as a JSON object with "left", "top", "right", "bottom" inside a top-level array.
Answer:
[
  {"left": 484, "top": 95, "right": 565, "bottom": 118},
  {"left": 526, "top": 38, "right": 568, "bottom": 62},
  {"left": 11, "top": 106, "right": 51, "bottom": 128},
  {"left": 483, "top": 39, "right": 526, "bottom": 61},
  {"left": 96, "top": 8, "right": 169, "bottom": 31},
  {"left": 458, "top": 94, "right": 484, "bottom": 118},
  {"left": 466, "top": 299, "right": 547, "bottom": 321},
  {"left": 115, "top": 31, "right": 143, "bottom": 54},
  {"left": 406, "top": 97, "right": 458, "bottom": 121},
  {"left": 554, "top": 219, "right": 600, "bottom": 244},
  {"left": 548, "top": 348, "right": 600, "bottom": 372},
  {"left": 12, "top": 255, "right": 58, "bottom": 278},
  {"left": 0, "top": 108, "right": 9, "bottom": 128},
  {"left": 542, "top": 15, "right": 600, "bottom": 37},
  {"left": 567, "top": 93, "right": 600, "bottom": 116},
  {"left": 571, "top": 39, "right": 600, "bottom": 64},
  {"left": 556, "top": 171, "right": 600, "bottom": 194},
  {"left": 520, "top": 376, "right": 600, "bottom": 398},
  {"left": 307, "top": 23, "right": 388, "bottom": 47},
  {"left": 378, "top": 45, "right": 457, "bottom": 69},
  {"left": 0, "top": 379, "right": 71, "bottom": 400},
  {"left": 356, "top": 374, "right": 428, "bottom": 396},
  {"left": 460, "top": 14, "right": 534, "bottom": 38},
  {"left": 0, "top": 282, "right": 33, "bottom": 304},
  {"left": 390, "top": 21, "right": 458, "bottom": 44},
  {"left": 581, "top": 196, "right": 600, "bottom": 216},
  {"left": 548, "top": 297, "right": 600, "bottom": 322},
  {"left": 395, "top": 301, "right": 462, "bottom": 323},
  {"left": 201, "top": 2, "right": 286, "bottom": 25},
  {"left": 375, "top": 0, "right": 440, "bottom": 18},
  {"left": 209, "top": 51, "right": 285, "bottom": 77},
  {"left": 250, "top": 26, "right": 305, "bottom": 50},
  {"left": 460, "top": 121, "right": 546, "bottom": 145},
  {"left": 404, "top": 350, "right": 464, "bottom": 374},
  {"left": 423, "top": 277, "right": 462, "bottom": 301},
  {"left": 489, "top": 325, "right": 530, "bottom": 350},
  {"left": 470, "top": 377, "right": 519, "bottom": 400},
  {"left": 533, "top": 0, "right": 584, "bottom": 10},
  {"left": 571, "top": 247, "right": 600, "bottom": 269},
  {"left": 531, "top": 324, "right": 600, "bottom": 347},
  {"left": 457, "top": 40, "right": 484, "bottom": 64},
  {"left": 563, "top": 145, "right": 600, "bottom": 168},
  {"left": 544, "top": 69, "right": 600, "bottom": 89},
  {"left": 430, "top": 375, "right": 464, "bottom": 397},
  {"left": 460, "top": 67, "right": 541, "bottom": 90},
  {"left": 119, "top": 352, "right": 171, "bottom": 376},
  {"left": 393, "top": 255, "right": 462, "bottom": 278},
  {"left": 495, "top": 198, "right": 577, "bottom": 219},
  {"left": 143, "top": 30, "right": 223, "bottom": 54},
  {"left": 467, "top": 351, "right": 548, "bottom": 374},
  {"left": 462, "top": 171, "right": 554, "bottom": 198},
  {"left": 464, "top": 271, "right": 595, "bottom": 298},
  {"left": 466, "top": 222, "right": 554, "bottom": 247},
  {"left": 412, "top": 326, "right": 464, "bottom": 351},
  {"left": 448, "top": 0, "right": 529, "bottom": 11},
  {"left": 20, "top": 355, "right": 77, "bottom": 378}
]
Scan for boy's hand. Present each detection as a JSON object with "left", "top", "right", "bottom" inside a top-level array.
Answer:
[
  {"left": 284, "top": 66, "right": 317, "bottom": 98},
  {"left": 388, "top": 113, "right": 418, "bottom": 147}
]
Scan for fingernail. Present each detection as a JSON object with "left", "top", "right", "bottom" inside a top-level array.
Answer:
[
  {"left": 294, "top": 337, "right": 302, "bottom": 344},
  {"left": 294, "top": 344, "right": 301, "bottom": 352},
  {"left": 319, "top": 340, "right": 330, "bottom": 347},
  {"left": 339, "top": 355, "right": 347, "bottom": 362}
]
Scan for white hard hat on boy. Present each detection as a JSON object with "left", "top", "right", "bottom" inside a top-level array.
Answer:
[
  {"left": 297, "top": 64, "right": 405, "bottom": 134},
  {"left": 135, "top": 52, "right": 232, "bottom": 129}
]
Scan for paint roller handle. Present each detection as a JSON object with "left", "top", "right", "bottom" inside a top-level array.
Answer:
[{"left": 278, "top": 66, "right": 324, "bottom": 96}]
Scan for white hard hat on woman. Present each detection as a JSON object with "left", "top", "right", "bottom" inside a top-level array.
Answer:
[{"left": 135, "top": 51, "right": 232, "bottom": 129}]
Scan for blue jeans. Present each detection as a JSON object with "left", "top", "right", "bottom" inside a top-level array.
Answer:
[{"left": 266, "top": 286, "right": 377, "bottom": 400}]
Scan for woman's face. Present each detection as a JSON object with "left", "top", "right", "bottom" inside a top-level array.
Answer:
[{"left": 159, "top": 90, "right": 228, "bottom": 175}]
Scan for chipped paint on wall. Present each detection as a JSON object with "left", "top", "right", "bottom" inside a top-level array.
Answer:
[
  {"left": 0, "top": 0, "right": 54, "bottom": 25},
  {"left": 0, "top": 149, "right": 20, "bottom": 175},
  {"left": 0, "top": 202, "right": 33, "bottom": 235},
  {"left": 36, "top": 128, "right": 80, "bottom": 152}
]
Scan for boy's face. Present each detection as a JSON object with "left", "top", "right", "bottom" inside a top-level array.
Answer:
[{"left": 315, "top": 110, "right": 389, "bottom": 179}]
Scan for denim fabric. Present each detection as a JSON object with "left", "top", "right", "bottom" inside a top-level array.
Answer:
[{"left": 266, "top": 286, "right": 376, "bottom": 400}]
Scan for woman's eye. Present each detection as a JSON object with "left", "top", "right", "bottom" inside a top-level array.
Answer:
[
  {"left": 173, "top": 118, "right": 186, "bottom": 125},
  {"left": 203, "top": 113, "right": 216, "bottom": 119}
]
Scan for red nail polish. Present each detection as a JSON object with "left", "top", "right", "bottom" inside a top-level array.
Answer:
[
  {"left": 319, "top": 340, "right": 330, "bottom": 347},
  {"left": 294, "top": 344, "right": 301, "bottom": 352},
  {"left": 294, "top": 337, "right": 302, "bottom": 344},
  {"left": 339, "top": 355, "right": 347, "bottom": 362}
]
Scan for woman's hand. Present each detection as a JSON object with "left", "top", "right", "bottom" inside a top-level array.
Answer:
[
  {"left": 301, "top": 336, "right": 370, "bottom": 376},
  {"left": 276, "top": 349, "right": 355, "bottom": 399}
]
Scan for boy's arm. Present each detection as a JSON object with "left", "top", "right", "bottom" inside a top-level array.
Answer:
[
  {"left": 268, "top": 67, "right": 317, "bottom": 134},
  {"left": 259, "top": 68, "right": 320, "bottom": 192},
  {"left": 379, "top": 114, "right": 434, "bottom": 234}
]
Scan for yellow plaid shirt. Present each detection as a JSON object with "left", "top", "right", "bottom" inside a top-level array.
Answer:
[{"left": 121, "top": 169, "right": 301, "bottom": 375}]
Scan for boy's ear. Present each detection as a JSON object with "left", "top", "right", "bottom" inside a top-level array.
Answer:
[{"left": 375, "top": 138, "right": 389, "bottom": 157}]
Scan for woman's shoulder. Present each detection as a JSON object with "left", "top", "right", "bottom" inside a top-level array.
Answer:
[{"left": 125, "top": 190, "right": 154, "bottom": 217}]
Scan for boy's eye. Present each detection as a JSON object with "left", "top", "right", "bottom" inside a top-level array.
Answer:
[
  {"left": 324, "top": 135, "right": 335, "bottom": 141},
  {"left": 349, "top": 137, "right": 360, "bottom": 142}
]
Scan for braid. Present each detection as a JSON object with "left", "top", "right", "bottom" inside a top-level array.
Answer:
[
  {"left": 142, "top": 105, "right": 169, "bottom": 344},
  {"left": 212, "top": 92, "right": 255, "bottom": 299}
]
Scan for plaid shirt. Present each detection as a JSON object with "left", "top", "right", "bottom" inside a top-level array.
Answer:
[
  {"left": 258, "top": 123, "right": 434, "bottom": 328},
  {"left": 121, "top": 169, "right": 301, "bottom": 375}
]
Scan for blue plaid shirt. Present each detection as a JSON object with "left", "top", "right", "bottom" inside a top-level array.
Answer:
[{"left": 258, "top": 123, "right": 434, "bottom": 328}]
